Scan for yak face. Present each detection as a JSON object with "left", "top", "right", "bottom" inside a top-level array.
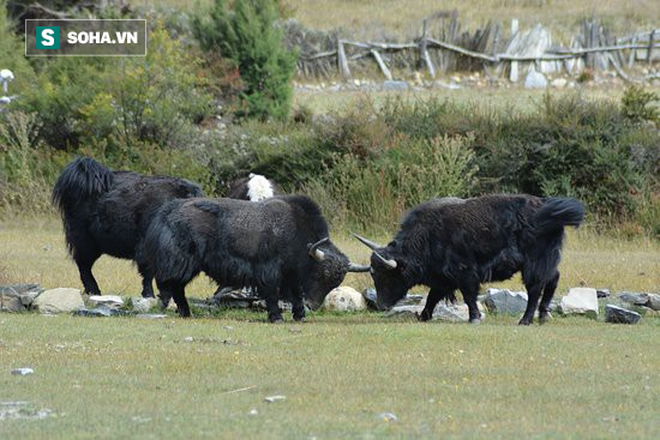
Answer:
[
  {"left": 370, "top": 248, "right": 408, "bottom": 310},
  {"left": 303, "top": 242, "right": 350, "bottom": 310}
]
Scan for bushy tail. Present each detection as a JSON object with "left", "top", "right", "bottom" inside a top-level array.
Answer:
[
  {"left": 52, "top": 157, "right": 113, "bottom": 214},
  {"left": 533, "top": 197, "right": 586, "bottom": 235}
]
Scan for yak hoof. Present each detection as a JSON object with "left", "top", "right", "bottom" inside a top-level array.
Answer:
[
  {"left": 469, "top": 318, "right": 481, "bottom": 325},
  {"left": 518, "top": 318, "right": 533, "bottom": 326},
  {"left": 269, "top": 314, "right": 284, "bottom": 323}
]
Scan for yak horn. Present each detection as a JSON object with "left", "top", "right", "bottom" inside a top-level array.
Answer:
[
  {"left": 308, "top": 237, "right": 329, "bottom": 262},
  {"left": 352, "top": 233, "right": 397, "bottom": 270},
  {"left": 347, "top": 263, "right": 371, "bottom": 273},
  {"left": 374, "top": 252, "right": 398, "bottom": 270},
  {"left": 352, "top": 233, "right": 383, "bottom": 250}
]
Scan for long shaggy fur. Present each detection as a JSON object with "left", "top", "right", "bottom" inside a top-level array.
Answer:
[
  {"left": 52, "top": 157, "right": 204, "bottom": 297},
  {"left": 367, "top": 194, "right": 585, "bottom": 325},
  {"left": 138, "top": 195, "right": 351, "bottom": 322}
]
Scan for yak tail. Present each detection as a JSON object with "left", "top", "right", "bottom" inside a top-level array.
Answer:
[
  {"left": 52, "top": 157, "right": 113, "bottom": 214},
  {"left": 533, "top": 197, "right": 586, "bottom": 236}
]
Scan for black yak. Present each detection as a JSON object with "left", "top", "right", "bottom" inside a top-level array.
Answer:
[
  {"left": 52, "top": 157, "right": 203, "bottom": 297},
  {"left": 227, "top": 173, "right": 279, "bottom": 201},
  {"left": 138, "top": 195, "right": 369, "bottom": 322},
  {"left": 354, "top": 194, "right": 585, "bottom": 325}
]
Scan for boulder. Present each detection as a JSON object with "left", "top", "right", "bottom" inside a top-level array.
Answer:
[
  {"left": 73, "top": 307, "right": 122, "bottom": 317},
  {"left": 560, "top": 287, "right": 598, "bottom": 318},
  {"left": 605, "top": 305, "right": 641, "bottom": 324},
  {"left": 323, "top": 286, "right": 367, "bottom": 312},
  {"left": 131, "top": 297, "right": 159, "bottom": 313},
  {"left": 484, "top": 288, "right": 528, "bottom": 315},
  {"left": 0, "top": 294, "right": 24, "bottom": 312},
  {"left": 647, "top": 294, "right": 660, "bottom": 311},
  {"left": 524, "top": 67, "right": 548, "bottom": 89},
  {"left": 88, "top": 295, "right": 124, "bottom": 309},
  {"left": 596, "top": 288, "right": 610, "bottom": 298},
  {"left": 432, "top": 302, "right": 487, "bottom": 322},
  {"left": 33, "top": 288, "right": 84, "bottom": 314},
  {"left": 616, "top": 291, "right": 649, "bottom": 306}
]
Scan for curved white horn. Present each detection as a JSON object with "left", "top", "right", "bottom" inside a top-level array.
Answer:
[
  {"left": 347, "top": 263, "right": 371, "bottom": 273},
  {"left": 308, "top": 237, "right": 329, "bottom": 262},
  {"left": 352, "top": 233, "right": 383, "bottom": 250},
  {"left": 374, "top": 251, "right": 397, "bottom": 270}
]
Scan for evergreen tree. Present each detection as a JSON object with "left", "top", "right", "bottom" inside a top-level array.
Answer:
[{"left": 194, "top": 0, "right": 297, "bottom": 121}]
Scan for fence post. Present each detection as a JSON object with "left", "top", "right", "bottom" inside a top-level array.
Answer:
[
  {"left": 509, "top": 19, "right": 519, "bottom": 82},
  {"left": 337, "top": 39, "right": 351, "bottom": 78},
  {"left": 420, "top": 19, "right": 436, "bottom": 78},
  {"left": 648, "top": 29, "right": 656, "bottom": 64}
]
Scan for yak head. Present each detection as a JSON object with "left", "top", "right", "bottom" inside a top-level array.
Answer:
[
  {"left": 303, "top": 237, "right": 370, "bottom": 310},
  {"left": 353, "top": 234, "right": 409, "bottom": 310}
]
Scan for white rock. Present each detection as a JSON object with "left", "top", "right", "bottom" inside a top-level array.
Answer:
[
  {"left": 551, "top": 78, "right": 567, "bottom": 88},
  {"left": 560, "top": 287, "right": 598, "bottom": 318},
  {"left": 322, "top": 286, "right": 367, "bottom": 312},
  {"left": 524, "top": 67, "right": 548, "bottom": 89},
  {"left": 88, "top": 295, "right": 124, "bottom": 309},
  {"left": 33, "top": 288, "right": 84, "bottom": 314},
  {"left": 264, "top": 395, "right": 286, "bottom": 403},
  {"left": 132, "top": 297, "right": 159, "bottom": 313}
]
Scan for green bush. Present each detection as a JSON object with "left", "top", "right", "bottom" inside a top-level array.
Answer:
[{"left": 193, "top": 0, "right": 297, "bottom": 120}]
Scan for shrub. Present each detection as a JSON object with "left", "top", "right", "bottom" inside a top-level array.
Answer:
[
  {"left": 621, "top": 85, "right": 659, "bottom": 125},
  {"left": 193, "top": 0, "right": 297, "bottom": 120}
]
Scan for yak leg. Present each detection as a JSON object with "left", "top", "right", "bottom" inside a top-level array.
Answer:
[
  {"left": 289, "top": 285, "right": 306, "bottom": 322},
  {"left": 262, "top": 285, "right": 283, "bottom": 323},
  {"left": 538, "top": 271, "right": 559, "bottom": 324},
  {"left": 137, "top": 263, "right": 155, "bottom": 298},
  {"left": 458, "top": 276, "right": 482, "bottom": 324},
  {"left": 419, "top": 287, "right": 453, "bottom": 322},
  {"left": 74, "top": 251, "right": 101, "bottom": 296},
  {"left": 158, "top": 280, "right": 190, "bottom": 317},
  {"left": 519, "top": 277, "right": 544, "bottom": 325}
]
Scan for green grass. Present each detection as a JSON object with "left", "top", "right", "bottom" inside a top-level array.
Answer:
[
  {"left": 1, "top": 218, "right": 660, "bottom": 438},
  {"left": 0, "top": 313, "right": 659, "bottom": 439}
]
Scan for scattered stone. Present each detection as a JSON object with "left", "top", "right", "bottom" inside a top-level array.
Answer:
[
  {"left": 11, "top": 368, "right": 34, "bottom": 376},
  {"left": 323, "top": 286, "right": 367, "bottom": 312},
  {"left": 551, "top": 78, "right": 567, "bottom": 88},
  {"left": 384, "top": 305, "right": 422, "bottom": 319},
  {"left": 0, "top": 402, "right": 53, "bottom": 421},
  {"left": 0, "top": 284, "right": 40, "bottom": 295},
  {"left": 596, "top": 289, "right": 610, "bottom": 298},
  {"left": 646, "top": 293, "right": 660, "bottom": 311},
  {"left": 432, "top": 302, "right": 487, "bottom": 322},
  {"left": 132, "top": 297, "right": 159, "bottom": 313},
  {"left": 362, "top": 288, "right": 379, "bottom": 310},
  {"left": 433, "top": 80, "right": 461, "bottom": 90},
  {"left": 73, "top": 307, "right": 122, "bottom": 317},
  {"left": 0, "top": 294, "right": 24, "bottom": 313},
  {"left": 33, "top": 288, "right": 84, "bottom": 314},
  {"left": 264, "top": 395, "right": 286, "bottom": 403},
  {"left": 616, "top": 291, "right": 648, "bottom": 305},
  {"left": 377, "top": 412, "right": 398, "bottom": 422},
  {"left": 484, "top": 288, "right": 528, "bottom": 315},
  {"left": 183, "top": 336, "right": 194, "bottom": 343},
  {"left": 560, "top": 288, "right": 598, "bottom": 318},
  {"left": 248, "top": 408, "right": 259, "bottom": 416},
  {"left": 382, "top": 80, "right": 409, "bottom": 91},
  {"left": 605, "top": 305, "right": 641, "bottom": 324},
  {"left": 524, "top": 67, "right": 548, "bottom": 89},
  {"left": 135, "top": 313, "right": 167, "bottom": 319},
  {"left": 88, "top": 295, "right": 124, "bottom": 309},
  {"left": 396, "top": 294, "right": 425, "bottom": 306},
  {"left": 19, "top": 291, "right": 40, "bottom": 307}
]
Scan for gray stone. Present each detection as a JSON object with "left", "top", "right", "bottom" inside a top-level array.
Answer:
[
  {"left": 524, "top": 68, "right": 548, "bottom": 89},
  {"left": 0, "top": 294, "right": 24, "bottom": 312},
  {"left": 484, "top": 288, "right": 528, "bottom": 315},
  {"left": 384, "top": 305, "right": 422, "bottom": 319},
  {"left": 323, "top": 286, "right": 367, "bottom": 312},
  {"left": 131, "top": 297, "right": 159, "bottom": 313},
  {"left": 264, "top": 395, "right": 286, "bottom": 403},
  {"left": 396, "top": 294, "right": 425, "bottom": 306},
  {"left": 88, "top": 295, "right": 124, "bottom": 309},
  {"left": 560, "top": 288, "right": 598, "bottom": 318},
  {"left": 432, "top": 302, "right": 487, "bottom": 322},
  {"left": 377, "top": 412, "right": 398, "bottom": 422},
  {"left": 362, "top": 288, "right": 379, "bottom": 310},
  {"left": 596, "top": 289, "right": 610, "bottom": 298},
  {"left": 616, "top": 291, "right": 648, "bottom": 306},
  {"left": 0, "top": 284, "right": 40, "bottom": 295},
  {"left": 73, "top": 307, "right": 122, "bottom": 317},
  {"left": 646, "top": 293, "right": 660, "bottom": 311},
  {"left": 19, "top": 291, "right": 40, "bottom": 306},
  {"left": 11, "top": 368, "right": 34, "bottom": 376},
  {"left": 382, "top": 80, "right": 409, "bottom": 91},
  {"left": 605, "top": 305, "right": 641, "bottom": 324},
  {"left": 33, "top": 288, "right": 84, "bottom": 314}
]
